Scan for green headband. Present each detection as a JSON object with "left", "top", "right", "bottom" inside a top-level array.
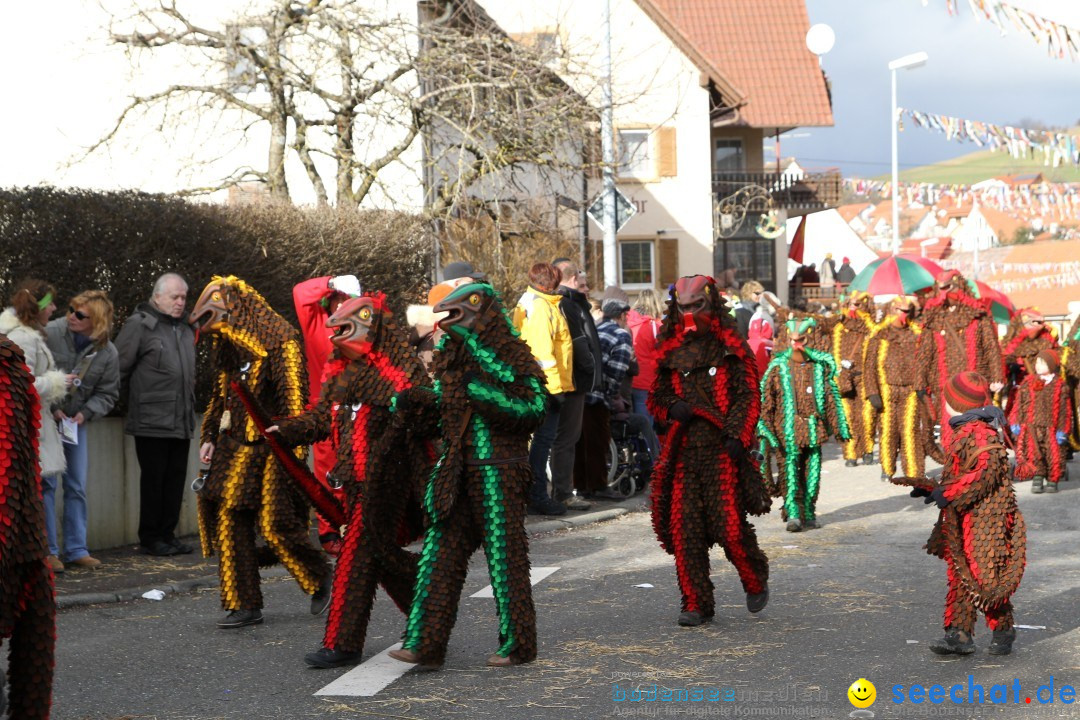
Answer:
[{"left": 36, "top": 292, "right": 53, "bottom": 310}]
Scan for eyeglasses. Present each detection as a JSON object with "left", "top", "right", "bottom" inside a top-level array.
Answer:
[{"left": 68, "top": 306, "right": 89, "bottom": 321}]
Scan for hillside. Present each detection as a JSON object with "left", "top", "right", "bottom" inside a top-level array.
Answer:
[{"left": 892, "top": 137, "right": 1080, "bottom": 185}]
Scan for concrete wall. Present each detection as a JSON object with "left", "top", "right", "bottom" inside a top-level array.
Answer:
[{"left": 52, "top": 418, "right": 202, "bottom": 551}]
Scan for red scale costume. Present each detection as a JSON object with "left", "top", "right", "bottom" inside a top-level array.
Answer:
[
  {"left": 648, "top": 276, "right": 770, "bottom": 627},
  {"left": 0, "top": 338, "right": 55, "bottom": 719},
  {"left": 916, "top": 270, "right": 1004, "bottom": 463},
  {"left": 1000, "top": 308, "right": 1059, "bottom": 415},
  {"left": 190, "top": 277, "right": 330, "bottom": 626},
  {"left": 1009, "top": 349, "right": 1071, "bottom": 493},
  {"left": 1065, "top": 315, "right": 1080, "bottom": 450},
  {"left": 919, "top": 372, "right": 1025, "bottom": 656},
  {"left": 274, "top": 294, "right": 429, "bottom": 668},
  {"left": 830, "top": 292, "right": 880, "bottom": 466}
]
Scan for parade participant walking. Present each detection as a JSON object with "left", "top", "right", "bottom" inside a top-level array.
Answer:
[
  {"left": 0, "top": 337, "right": 56, "bottom": 720},
  {"left": 114, "top": 273, "right": 197, "bottom": 557},
  {"left": 759, "top": 316, "right": 850, "bottom": 532},
  {"left": 189, "top": 276, "right": 330, "bottom": 629},
  {"left": 1010, "top": 350, "right": 1071, "bottom": 493},
  {"left": 864, "top": 296, "right": 926, "bottom": 483},
  {"left": 917, "top": 372, "right": 1024, "bottom": 657},
  {"left": 648, "top": 275, "right": 770, "bottom": 627},
  {"left": 917, "top": 270, "right": 1004, "bottom": 461},
  {"left": 1000, "top": 308, "right": 1059, "bottom": 413},
  {"left": 390, "top": 281, "right": 546, "bottom": 668},
  {"left": 831, "top": 291, "right": 878, "bottom": 466},
  {"left": 1064, "top": 315, "right": 1080, "bottom": 453},
  {"left": 292, "top": 274, "right": 363, "bottom": 555},
  {"left": 270, "top": 294, "right": 428, "bottom": 668}
]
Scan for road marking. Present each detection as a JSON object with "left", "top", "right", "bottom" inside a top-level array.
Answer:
[
  {"left": 315, "top": 567, "right": 560, "bottom": 697},
  {"left": 470, "top": 566, "right": 560, "bottom": 598},
  {"left": 314, "top": 642, "right": 409, "bottom": 697}
]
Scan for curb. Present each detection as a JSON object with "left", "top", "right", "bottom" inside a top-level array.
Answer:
[{"left": 58, "top": 503, "right": 643, "bottom": 610}]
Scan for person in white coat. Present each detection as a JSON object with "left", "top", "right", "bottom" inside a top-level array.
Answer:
[{"left": 0, "top": 279, "right": 73, "bottom": 573}]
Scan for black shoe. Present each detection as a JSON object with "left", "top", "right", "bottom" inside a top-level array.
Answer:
[
  {"left": 528, "top": 496, "right": 567, "bottom": 516},
  {"left": 844, "top": 459, "right": 858, "bottom": 467},
  {"left": 311, "top": 573, "right": 332, "bottom": 616},
  {"left": 987, "top": 627, "right": 1016, "bottom": 656},
  {"left": 747, "top": 585, "right": 769, "bottom": 614},
  {"left": 803, "top": 518, "right": 820, "bottom": 530},
  {"left": 929, "top": 628, "right": 975, "bottom": 655},
  {"left": 169, "top": 539, "right": 194, "bottom": 555},
  {"left": 305, "top": 646, "right": 361, "bottom": 668},
  {"left": 141, "top": 540, "right": 180, "bottom": 557},
  {"left": 863, "top": 453, "right": 875, "bottom": 465},
  {"left": 1031, "top": 477, "right": 1044, "bottom": 494},
  {"left": 678, "top": 610, "right": 708, "bottom": 627},
  {"left": 218, "top": 609, "right": 264, "bottom": 629},
  {"left": 785, "top": 518, "right": 802, "bottom": 532}
]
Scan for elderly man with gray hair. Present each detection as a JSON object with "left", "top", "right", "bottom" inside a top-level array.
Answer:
[{"left": 115, "top": 273, "right": 197, "bottom": 557}]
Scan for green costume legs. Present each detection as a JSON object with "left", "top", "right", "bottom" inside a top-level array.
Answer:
[{"left": 783, "top": 447, "right": 822, "bottom": 523}]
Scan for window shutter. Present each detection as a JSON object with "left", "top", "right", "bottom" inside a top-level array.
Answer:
[
  {"left": 657, "top": 127, "right": 677, "bottom": 177},
  {"left": 658, "top": 237, "right": 679, "bottom": 287}
]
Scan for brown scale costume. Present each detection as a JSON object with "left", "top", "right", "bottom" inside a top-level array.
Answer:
[
  {"left": 190, "top": 276, "right": 329, "bottom": 616},
  {"left": 830, "top": 291, "right": 880, "bottom": 465},
  {"left": 922, "top": 378, "right": 1025, "bottom": 650},
  {"left": 274, "top": 294, "right": 429, "bottom": 663},
  {"left": 1009, "top": 350, "right": 1071, "bottom": 489},
  {"left": 1065, "top": 315, "right": 1080, "bottom": 450},
  {"left": 0, "top": 339, "right": 55, "bottom": 719},
  {"left": 864, "top": 297, "right": 926, "bottom": 481},
  {"left": 389, "top": 282, "right": 545, "bottom": 668},
  {"left": 916, "top": 271, "right": 1004, "bottom": 463},
  {"left": 1000, "top": 308, "right": 1059, "bottom": 414},
  {"left": 649, "top": 276, "right": 770, "bottom": 625}
]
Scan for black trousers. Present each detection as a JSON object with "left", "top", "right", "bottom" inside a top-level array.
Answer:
[{"left": 135, "top": 436, "right": 191, "bottom": 546}]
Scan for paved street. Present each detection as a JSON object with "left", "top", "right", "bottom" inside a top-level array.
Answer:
[{"left": 42, "top": 450, "right": 1080, "bottom": 719}]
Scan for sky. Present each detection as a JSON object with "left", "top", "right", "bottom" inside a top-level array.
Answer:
[{"left": 778, "top": 0, "right": 1080, "bottom": 178}]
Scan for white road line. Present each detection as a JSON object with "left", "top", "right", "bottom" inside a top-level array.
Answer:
[
  {"left": 315, "top": 567, "right": 560, "bottom": 697},
  {"left": 314, "top": 642, "right": 408, "bottom": 697},
  {"left": 470, "top": 566, "right": 560, "bottom": 598}
]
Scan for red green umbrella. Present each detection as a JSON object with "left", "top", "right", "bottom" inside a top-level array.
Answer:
[
  {"left": 897, "top": 253, "right": 944, "bottom": 278},
  {"left": 848, "top": 256, "right": 937, "bottom": 296},
  {"left": 969, "top": 280, "right": 1015, "bottom": 324}
]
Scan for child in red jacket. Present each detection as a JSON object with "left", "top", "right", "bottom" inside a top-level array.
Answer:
[{"left": 1010, "top": 349, "right": 1071, "bottom": 493}]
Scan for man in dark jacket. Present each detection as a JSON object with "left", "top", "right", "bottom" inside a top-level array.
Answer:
[
  {"left": 836, "top": 257, "right": 857, "bottom": 286},
  {"left": 115, "top": 273, "right": 197, "bottom": 556}
]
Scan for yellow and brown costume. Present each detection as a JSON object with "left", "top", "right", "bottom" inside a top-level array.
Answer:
[
  {"left": 831, "top": 292, "right": 880, "bottom": 464},
  {"left": 191, "top": 276, "right": 329, "bottom": 612}
]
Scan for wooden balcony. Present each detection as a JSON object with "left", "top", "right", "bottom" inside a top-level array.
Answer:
[{"left": 712, "top": 168, "right": 842, "bottom": 211}]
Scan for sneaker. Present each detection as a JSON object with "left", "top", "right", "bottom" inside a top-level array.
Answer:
[
  {"left": 311, "top": 573, "right": 332, "bottom": 616},
  {"left": 844, "top": 459, "right": 858, "bottom": 467},
  {"left": 785, "top": 518, "right": 802, "bottom": 533},
  {"left": 987, "top": 627, "right": 1016, "bottom": 656},
  {"left": 563, "top": 495, "right": 591, "bottom": 511},
  {"left": 863, "top": 453, "right": 875, "bottom": 465},
  {"left": 169, "top": 539, "right": 194, "bottom": 555},
  {"left": 528, "top": 497, "right": 567, "bottom": 516},
  {"left": 1044, "top": 481, "right": 1059, "bottom": 494},
  {"left": 929, "top": 628, "right": 975, "bottom": 655},
  {"left": 747, "top": 584, "right": 769, "bottom": 614},
  {"left": 881, "top": 472, "right": 891, "bottom": 483},
  {"left": 305, "top": 646, "right": 361, "bottom": 668},
  {"left": 1031, "top": 477, "right": 1044, "bottom": 494},
  {"left": 67, "top": 555, "right": 102, "bottom": 569},
  {"left": 46, "top": 555, "right": 65, "bottom": 574},
  {"left": 804, "top": 518, "right": 820, "bottom": 530},
  {"left": 218, "top": 609, "right": 264, "bottom": 629},
  {"left": 141, "top": 541, "right": 180, "bottom": 557}
]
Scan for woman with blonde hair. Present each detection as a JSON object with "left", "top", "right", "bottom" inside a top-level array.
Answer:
[
  {"left": 628, "top": 288, "right": 665, "bottom": 422},
  {"left": 45, "top": 289, "right": 120, "bottom": 569},
  {"left": 0, "top": 279, "right": 73, "bottom": 573}
]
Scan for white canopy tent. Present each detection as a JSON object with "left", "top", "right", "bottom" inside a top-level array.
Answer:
[{"left": 785, "top": 209, "right": 880, "bottom": 280}]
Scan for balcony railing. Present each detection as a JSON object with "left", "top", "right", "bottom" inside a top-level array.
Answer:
[{"left": 712, "top": 168, "right": 842, "bottom": 211}]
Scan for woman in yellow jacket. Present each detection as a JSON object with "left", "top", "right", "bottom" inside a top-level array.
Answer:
[{"left": 514, "top": 263, "right": 574, "bottom": 515}]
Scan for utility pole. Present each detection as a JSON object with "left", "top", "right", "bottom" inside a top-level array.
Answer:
[{"left": 601, "top": 0, "right": 618, "bottom": 288}]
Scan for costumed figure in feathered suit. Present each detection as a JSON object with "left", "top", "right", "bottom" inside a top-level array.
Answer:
[
  {"left": 759, "top": 316, "right": 850, "bottom": 532},
  {"left": 189, "top": 276, "right": 330, "bottom": 629},
  {"left": 909, "top": 372, "right": 1024, "bottom": 657},
  {"left": 831, "top": 291, "right": 880, "bottom": 467},
  {"left": 389, "top": 281, "right": 545, "bottom": 669},
  {"left": 0, "top": 338, "right": 55, "bottom": 719},
  {"left": 1009, "top": 349, "right": 1071, "bottom": 494},
  {"left": 916, "top": 270, "right": 1004, "bottom": 463},
  {"left": 1064, "top": 314, "right": 1080, "bottom": 454},
  {"left": 648, "top": 275, "right": 770, "bottom": 627},
  {"left": 864, "top": 296, "right": 926, "bottom": 483},
  {"left": 271, "top": 293, "right": 429, "bottom": 668},
  {"left": 1000, "top": 308, "right": 1059, "bottom": 415}
]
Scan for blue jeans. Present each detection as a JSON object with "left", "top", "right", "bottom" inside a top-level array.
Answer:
[
  {"left": 529, "top": 404, "right": 560, "bottom": 501},
  {"left": 632, "top": 388, "right": 653, "bottom": 424},
  {"left": 43, "top": 423, "right": 90, "bottom": 561}
]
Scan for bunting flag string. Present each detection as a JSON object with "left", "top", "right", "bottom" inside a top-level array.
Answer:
[
  {"left": 923, "top": 0, "right": 1080, "bottom": 60},
  {"left": 898, "top": 108, "right": 1080, "bottom": 167},
  {"left": 843, "top": 176, "right": 1080, "bottom": 221}
]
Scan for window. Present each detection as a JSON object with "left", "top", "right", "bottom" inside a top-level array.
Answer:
[
  {"left": 714, "top": 236, "right": 775, "bottom": 293},
  {"left": 618, "top": 130, "right": 652, "bottom": 179},
  {"left": 714, "top": 139, "right": 744, "bottom": 173},
  {"left": 619, "top": 240, "right": 655, "bottom": 289}
]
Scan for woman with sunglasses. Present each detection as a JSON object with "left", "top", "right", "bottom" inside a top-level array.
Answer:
[{"left": 44, "top": 290, "right": 119, "bottom": 569}]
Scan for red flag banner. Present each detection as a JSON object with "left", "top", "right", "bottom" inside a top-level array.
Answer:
[{"left": 788, "top": 215, "right": 806, "bottom": 264}]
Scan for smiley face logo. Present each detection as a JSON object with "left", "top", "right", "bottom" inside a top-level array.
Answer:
[{"left": 847, "top": 678, "right": 876, "bottom": 709}]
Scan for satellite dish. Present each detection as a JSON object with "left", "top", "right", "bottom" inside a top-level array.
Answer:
[{"left": 806, "top": 23, "right": 836, "bottom": 56}]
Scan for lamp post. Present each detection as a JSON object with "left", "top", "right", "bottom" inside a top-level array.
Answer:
[{"left": 889, "top": 51, "right": 928, "bottom": 256}]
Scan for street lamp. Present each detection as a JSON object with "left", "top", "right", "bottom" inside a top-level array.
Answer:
[{"left": 889, "top": 51, "right": 928, "bottom": 256}]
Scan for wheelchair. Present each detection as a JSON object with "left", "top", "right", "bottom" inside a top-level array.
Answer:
[{"left": 603, "top": 416, "right": 654, "bottom": 498}]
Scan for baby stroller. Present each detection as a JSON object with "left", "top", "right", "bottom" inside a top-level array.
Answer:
[{"left": 603, "top": 414, "right": 655, "bottom": 498}]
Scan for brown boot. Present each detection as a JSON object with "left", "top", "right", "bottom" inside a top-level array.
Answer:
[
  {"left": 388, "top": 648, "right": 441, "bottom": 670},
  {"left": 46, "top": 555, "right": 65, "bottom": 574},
  {"left": 68, "top": 555, "right": 102, "bottom": 569},
  {"left": 486, "top": 653, "right": 527, "bottom": 667}
]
